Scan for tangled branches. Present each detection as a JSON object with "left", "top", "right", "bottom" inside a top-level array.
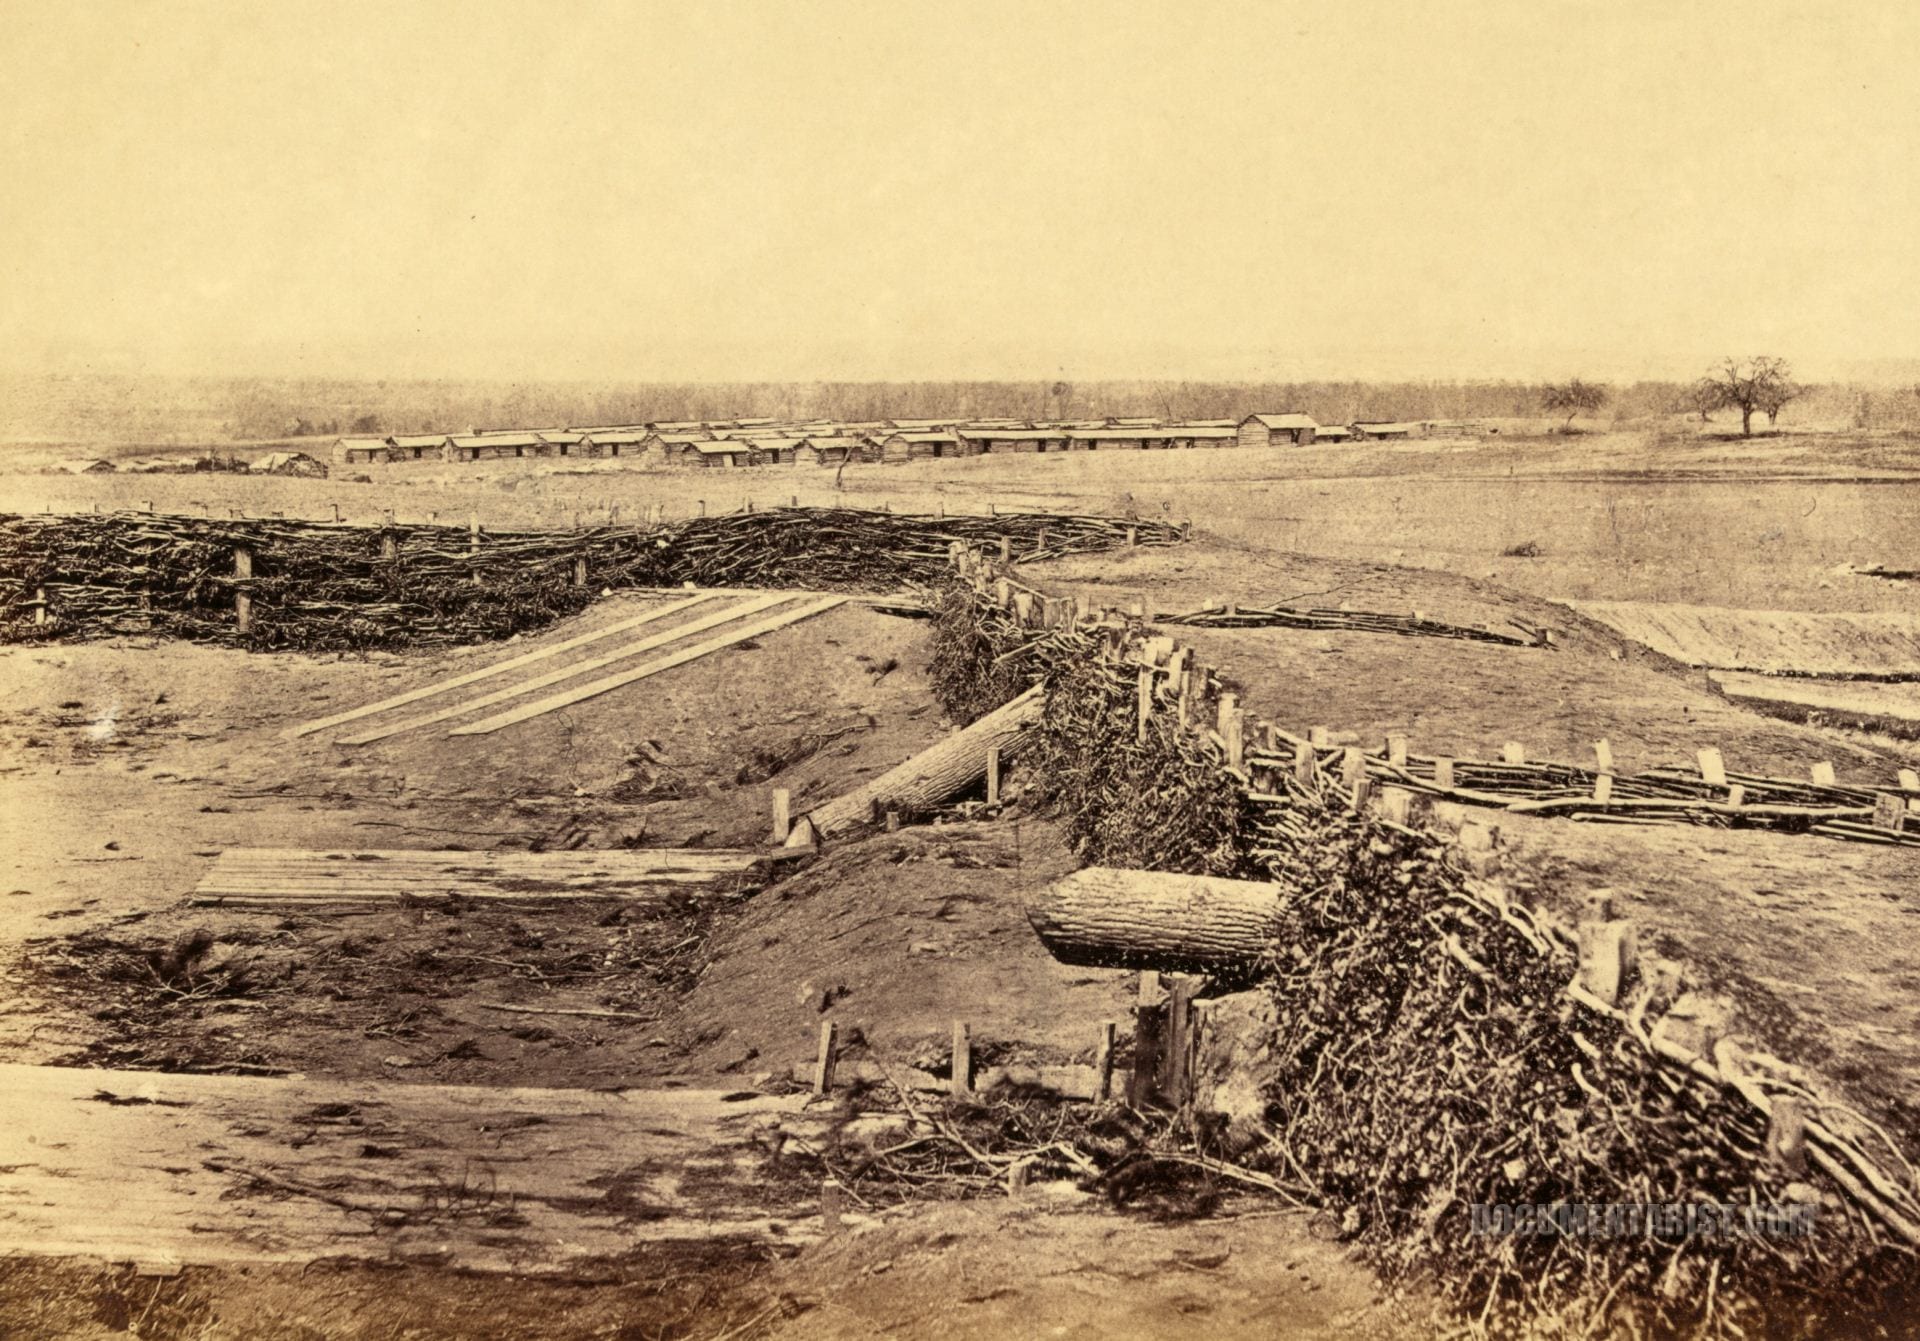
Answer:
[
  {"left": 926, "top": 571, "right": 1920, "bottom": 1338},
  {"left": 0, "top": 508, "right": 1183, "bottom": 651}
]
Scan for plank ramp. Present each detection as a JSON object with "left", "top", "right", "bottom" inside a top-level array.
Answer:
[
  {"left": 192, "top": 846, "right": 786, "bottom": 909},
  {"left": 0, "top": 1063, "right": 826, "bottom": 1272}
]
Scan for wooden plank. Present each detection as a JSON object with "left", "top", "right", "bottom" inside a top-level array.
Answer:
[
  {"left": 340, "top": 594, "right": 795, "bottom": 745},
  {"left": 191, "top": 846, "right": 774, "bottom": 908},
  {"left": 449, "top": 597, "right": 847, "bottom": 737},
  {"left": 285, "top": 593, "right": 721, "bottom": 738},
  {"left": 0, "top": 1063, "right": 828, "bottom": 1272}
]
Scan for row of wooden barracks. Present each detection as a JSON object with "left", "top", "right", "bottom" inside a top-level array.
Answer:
[{"left": 332, "top": 413, "right": 1457, "bottom": 468}]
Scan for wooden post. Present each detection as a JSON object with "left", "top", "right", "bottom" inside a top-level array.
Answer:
[
  {"left": 1697, "top": 747, "right": 1727, "bottom": 787},
  {"left": 1094, "top": 1021, "right": 1117, "bottom": 1101},
  {"left": 950, "top": 1020, "right": 973, "bottom": 1098},
  {"left": 1378, "top": 787, "right": 1412, "bottom": 824},
  {"left": 573, "top": 556, "right": 588, "bottom": 588},
  {"left": 884, "top": 810, "right": 901, "bottom": 833},
  {"left": 1872, "top": 793, "right": 1906, "bottom": 832},
  {"left": 1385, "top": 732, "right": 1409, "bottom": 766},
  {"left": 1126, "top": 525, "right": 1137, "bottom": 547},
  {"left": 1136, "top": 668, "right": 1153, "bottom": 744},
  {"left": 1501, "top": 742, "right": 1526, "bottom": 765},
  {"left": 1308, "top": 725, "right": 1329, "bottom": 747},
  {"left": 998, "top": 537, "right": 1011, "bottom": 562},
  {"left": 1293, "top": 739, "right": 1316, "bottom": 783},
  {"left": 1811, "top": 761, "right": 1836, "bottom": 787},
  {"left": 1593, "top": 772, "right": 1614, "bottom": 803},
  {"left": 232, "top": 545, "right": 253, "bottom": 635},
  {"left": 1013, "top": 591, "right": 1034, "bottom": 625},
  {"left": 32, "top": 586, "right": 47, "bottom": 627},
  {"left": 380, "top": 532, "right": 397, "bottom": 561},
  {"left": 1225, "top": 709, "right": 1245, "bottom": 771},
  {"left": 1725, "top": 784, "right": 1745, "bottom": 809},
  {"left": 772, "top": 789, "right": 791, "bottom": 844},
  {"left": 1433, "top": 757, "right": 1455, "bottom": 790},
  {"left": 985, "top": 745, "right": 1001, "bottom": 806},
  {"left": 1163, "top": 977, "right": 1195, "bottom": 1107},
  {"left": 1215, "top": 692, "right": 1238, "bottom": 738},
  {"left": 1901, "top": 770, "right": 1920, "bottom": 794},
  {"left": 812, "top": 1021, "right": 838, "bottom": 1096},
  {"left": 1128, "top": 973, "right": 1164, "bottom": 1108}
]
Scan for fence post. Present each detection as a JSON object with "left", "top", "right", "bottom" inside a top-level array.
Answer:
[
  {"left": 951, "top": 1020, "right": 973, "bottom": 1098},
  {"left": 232, "top": 545, "right": 253, "bottom": 635},
  {"left": 985, "top": 745, "right": 1001, "bottom": 806},
  {"left": 772, "top": 788, "right": 791, "bottom": 845},
  {"left": 32, "top": 586, "right": 47, "bottom": 627}
]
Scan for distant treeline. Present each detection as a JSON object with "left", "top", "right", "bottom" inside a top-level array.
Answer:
[{"left": 5, "top": 373, "right": 1920, "bottom": 445}]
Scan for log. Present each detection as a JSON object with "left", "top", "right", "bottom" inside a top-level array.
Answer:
[
  {"left": 803, "top": 685, "right": 1045, "bottom": 837},
  {"left": 1026, "top": 867, "right": 1282, "bottom": 973}
]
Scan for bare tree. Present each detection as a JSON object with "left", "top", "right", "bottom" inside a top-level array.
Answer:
[
  {"left": 1702, "top": 356, "right": 1800, "bottom": 436},
  {"left": 1540, "top": 378, "right": 1609, "bottom": 431}
]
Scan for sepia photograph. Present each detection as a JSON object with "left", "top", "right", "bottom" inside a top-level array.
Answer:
[{"left": 1, "top": 1, "right": 1917, "bottom": 1336}]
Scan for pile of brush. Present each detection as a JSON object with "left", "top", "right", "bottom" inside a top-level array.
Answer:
[
  {"left": 0, "top": 507, "right": 1183, "bottom": 650},
  {"left": 927, "top": 569, "right": 1920, "bottom": 1339}
]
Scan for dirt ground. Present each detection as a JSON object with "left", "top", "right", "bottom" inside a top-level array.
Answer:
[{"left": 0, "top": 1199, "right": 1421, "bottom": 1341}]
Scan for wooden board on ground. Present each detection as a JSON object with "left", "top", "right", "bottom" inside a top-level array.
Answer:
[
  {"left": 192, "top": 846, "right": 790, "bottom": 909},
  {"left": 0, "top": 1063, "right": 828, "bottom": 1272}
]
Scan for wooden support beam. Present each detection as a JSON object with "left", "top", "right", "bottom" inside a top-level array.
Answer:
[
  {"left": 1163, "top": 977, "right": 1196, "bottom": 1107},
  {"left": 1094, "top": 1022, "right": 1117, "bottom": 1101},
  {"left": 1127, "top": 973, "right": 1164, "bottom": 1107},
  {"left": 985, "top": 745, "right": 1001, "bottom": 806},
  {"left": 448, "top": 597, "right": 846, "bottom": 737}
]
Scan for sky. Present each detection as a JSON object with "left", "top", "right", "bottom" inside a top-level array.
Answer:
[{"left": 2, "top": 0, "right": 1917, "bottom": 384}]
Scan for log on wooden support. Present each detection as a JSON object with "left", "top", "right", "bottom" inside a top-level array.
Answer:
[
  {"left": 803, "top": 686, "right": 1044, "bottom": 837},
  {"left": 1026, "top": 868, "right": 1283, "bottom": 973}
]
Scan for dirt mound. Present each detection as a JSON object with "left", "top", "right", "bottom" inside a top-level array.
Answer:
[{"left": 679, "top": 823, "right": 1133, "bottom": 1081}]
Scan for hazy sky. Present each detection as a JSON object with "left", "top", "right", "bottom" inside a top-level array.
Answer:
[{"left": 3, "top": 1, "right": 1916, "bottom": 383}]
